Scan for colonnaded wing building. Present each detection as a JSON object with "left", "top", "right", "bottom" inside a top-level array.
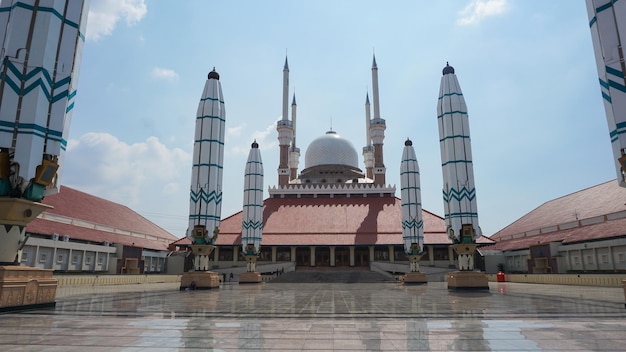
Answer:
[{"left": 172, "top": 57, "right": 494, "bottom": 272}]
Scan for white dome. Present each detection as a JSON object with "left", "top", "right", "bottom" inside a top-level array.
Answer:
[{"left": 304, "top": 131, "right": 359, "bottom": 169}]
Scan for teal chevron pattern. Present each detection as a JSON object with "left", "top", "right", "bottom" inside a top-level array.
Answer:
[
  {"left": 242, "top": 220, "right": 263, "bottom": 230},
  {"left": 1, "top": 59, "right": 73, "bottom": 104},
  {"left": 189, "top": 188, "right": 222, "bottom": 204},
  {"left": 443, "top": 187, "right": 476, "bottom": 202},
  {"left": 402, "top": 219, "right": 423, "bottom": 230}
]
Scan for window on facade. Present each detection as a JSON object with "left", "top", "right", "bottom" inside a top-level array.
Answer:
[
  {"left": 573, "top": 256, "right": 580, "bottom": 265},
  {"left": 71, "top": 256, "right": 78, "bottom": 264},
  {"left": 259, "top": 247, "right": 272, "bottom": 261},
  {"left": 586, "top": 255, "right": 593, "bottom": 264},
  {"left": 21, "top": 252, "right": 28, "bottom": 261},
  {"left": 276, "top": 248, "right": 291, "bottom": 261},
  {"left": 394, "top": 246, "right": 408, "bottom": 261},
  {"left": 39, "top": 254, "right": 47, "bottom": 263},
  {"left": 601, "top": 254, "right": 609, "bottom": 264},
  {"left": 85, "top": 257, "right": 92, "bottom": 265},
  {"left": 218, "top": 248, "right": 233, "bottom": 261},
  {"left": 374, "top": 247, "right": 388, "bottom": 261},
  {"left": 98, "top": 257, "right": 104, "bottom": 264},
  {"left": 57, "top": 255, "right": 64, "bottom": 263},
  {"left": 618, "top": 253, "right": 625, "bottom": 263},
  {"left": 433, "top": 246, "right": 449, "bottom": 260}
]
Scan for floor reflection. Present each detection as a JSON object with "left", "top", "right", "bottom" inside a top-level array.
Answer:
[{"left": 1, "top": 282, "right": 624, "bottom": 351}]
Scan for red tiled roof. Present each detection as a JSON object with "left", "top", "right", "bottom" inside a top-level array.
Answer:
[
  {"left": 487, "top": 216, "right": 626, "bottom": 251},
  {"left": 173, "top": 196, "right": 495, "bottom": 247},
  {"left": 25, "top": 186, "right": 178, "bottom": 251},
  {"left": 491, "top": 180, "right": 626, "bottom": 241}
]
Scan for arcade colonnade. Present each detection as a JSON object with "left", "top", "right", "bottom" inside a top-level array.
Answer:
[{"left": 211, "top": 245, "right": 456, "bottom": 268}]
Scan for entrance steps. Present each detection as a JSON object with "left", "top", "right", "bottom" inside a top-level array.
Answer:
[{"left": 270, "top": 269, "right": 394, "bottom": 283}]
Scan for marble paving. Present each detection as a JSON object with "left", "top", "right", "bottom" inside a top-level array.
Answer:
[{"left": 0, "top": 281, "right": 625, "bottom": 351}]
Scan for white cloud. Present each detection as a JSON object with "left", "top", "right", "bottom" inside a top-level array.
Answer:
[
  {"left": 227, "top": 121, "right": 278, "bottom": 157},
  {"left": 152, "top": 67, "right": 179, "bottom": 80},
  {"left": 457, "top": 0, "right": 508, "bottom": 26},
  {"left": 86, "top": 0, "right": 147, "bottom": 41},
  {"left": 63, "top": 133, "right": 190, "bottom": 233}
]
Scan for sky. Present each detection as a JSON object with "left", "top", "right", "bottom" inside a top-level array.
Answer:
[{"left": 63, "top": 0, "right": 616, "bottom": 238}]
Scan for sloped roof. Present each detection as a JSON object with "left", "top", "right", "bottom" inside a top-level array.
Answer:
[
  {"left": 487, "top": 217, "right": 626, "bottom": 251},
  {"left": 25, "top": 186, "right": 178, "bottom": 251},
  {"left": 488, "top": 180, "right": 626, "bottom": 251},
  {"left": 491, "top": 180, "right": 626, "bottom": 241},
  {"left": 173, "top": 196, "right": 495, "bottom": 247}
]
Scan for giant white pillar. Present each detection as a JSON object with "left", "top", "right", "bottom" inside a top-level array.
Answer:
[{"left": 586, "top": 0, "right": 626, "bottom": 187}]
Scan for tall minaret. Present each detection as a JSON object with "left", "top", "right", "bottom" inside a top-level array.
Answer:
[
  {"left": 240, "top": 140, "right": 263, "bottom": 283},
  {"left": 362, "top": 93, "right": 374, "bottom": 179},
  {"left": 277, "top": 56, "right": 294, "bottom": 186},
  {"left": 187, "top": 68, "right": 225, "bottom": 273},
  {"left": 400, "top": 138, "right": 426, "bottom": 284},
  {"left": 370, "top": 54, "right": 386, "bottom": 185},
  {"left": 0, "top": 0, "right": 90, "bottom": 273},
  {"left": 586, "top": 1, "right": 626, "bottom": 187},
  {"left": 288, "top": 93, "right": 300, "bottom": 180},
  {"left": 438, "top": 63, "right": 483, "bottom": 273}
]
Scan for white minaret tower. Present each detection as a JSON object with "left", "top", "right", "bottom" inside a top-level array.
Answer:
[
  {"left": 586, "top": 0, "right": 626, "bottom": 187},
  {"left": 277, "top": 56, "right": 294, "bottom": 186},
  {"left": 0, "top": 0, "right": 90, "bottom": 309},
  {"left": 363, "top": 93, "right": 374, "bottom": 180},
  {"left": 288, "top": 93, "right": 300, "bottom": 180},
  {"left": 401, "top": 139, "right": 426, "bottom": 284},
  {"left": 438, "top": 63, "right": 488, "bottom": 289},
  {"left": 186, "top": 68, "right": 225, "bottom": 277},
  {"left": 240, "top": 140, "right": 264, "bottom": 283},
  {"left": 370, "top": 54, "right": 386, "bottom": 185},
  {"left": 0, "top": 0, "right": 90, "bottom": 202}
]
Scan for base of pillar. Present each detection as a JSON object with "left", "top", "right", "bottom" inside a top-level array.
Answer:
[
  {"left": 447, "top": 271, "right": 489, "bottom": 290},
  {"left": 180, "top": 271, "right": 220, "bottom": 290},
  {"left": 403, "top": 272, "right": 427, "bottom": 284},
  {"left": 239, "top": 272, "right": 262, "bottom": 284},
  {"left": 0, "top": 266, "right": 57, "bottom": 311}
]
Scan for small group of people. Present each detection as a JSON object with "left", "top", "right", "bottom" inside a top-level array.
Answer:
[{"left": 221, "top": 272, "right": 234, "bottom": 283}]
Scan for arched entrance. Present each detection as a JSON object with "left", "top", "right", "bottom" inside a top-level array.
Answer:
[
  {"left": 355, "top": 247, "right": 369, "bottom": 267},
  {"left": 315, "top": 247, "right": 330, "bottom": 267},
  {"left": 296, "top": 247, "right": 310, "bottom": 267},
  {"left": 335, "top": 246, "right": 350, "bottom": 266}
]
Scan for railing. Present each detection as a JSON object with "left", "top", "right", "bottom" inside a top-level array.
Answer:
[{"left": 486, "top": 273, "right": 626, "bottom": 287}]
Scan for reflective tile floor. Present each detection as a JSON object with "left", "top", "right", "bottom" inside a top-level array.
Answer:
[{"left": 1, "top": 281, "right": 625, "bottom": 351}]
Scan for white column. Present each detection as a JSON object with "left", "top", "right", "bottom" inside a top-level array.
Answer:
[
  {"left": 349, "top": 247, "right": 355, "bottom": 266},
  {"left": 428, "top": 245, "right": 434, "bottom": 266},
  {"left": 310, "top": 247, "right": 316, "bottom": 267}
]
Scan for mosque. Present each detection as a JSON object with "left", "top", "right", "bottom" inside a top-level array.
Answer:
[{"left": 171, "top": 57, "right": 494, "bottom": 272}]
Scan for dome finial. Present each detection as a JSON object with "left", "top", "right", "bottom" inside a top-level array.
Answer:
[
  {"left": 208, "top": 67, "right": 220, "bottom": 80},
  {"left": 405, "top": 138, "right": 412, "bottom": 146},
  {"left": 251, "top": 140, "right": 259, "bottom": 148},
  {"left": 442, "top": 62, "right": 455, "bottom": 75}
]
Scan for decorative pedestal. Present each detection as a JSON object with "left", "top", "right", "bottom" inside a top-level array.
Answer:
[
  {"left": 0, "top": 198, "right": 56, "bottom": 311},
  {"left": 403, "top": 271, "right": 427, "bottom": 284},
  {"left": 239, "top": 272, "right": 262, "bottom": 284},
  {"left": 180, "top": 271, "right": 220, "bottom": 290},
  {"left": 0, "top": 266, "right": 57, "bottom": 311},
  {"left": 447, "top": 271, "right": 489, "bottom": 290}
]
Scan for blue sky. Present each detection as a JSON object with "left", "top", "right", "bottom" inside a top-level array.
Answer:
[{"left": 63, "top": 0, "right": 615, "bottom": 238}]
